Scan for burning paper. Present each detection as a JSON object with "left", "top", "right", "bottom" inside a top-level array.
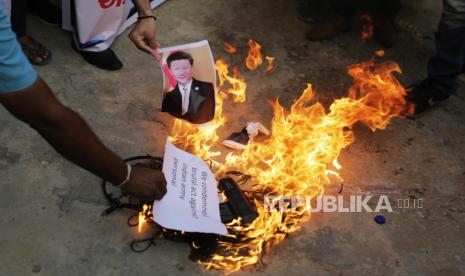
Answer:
[{"left": 153, "top": 140, "right": 227, "bottom": 235}]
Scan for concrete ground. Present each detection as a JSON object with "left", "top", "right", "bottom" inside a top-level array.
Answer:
[{"left": 1, "top": 0, "right": 464, "bottom": 275}]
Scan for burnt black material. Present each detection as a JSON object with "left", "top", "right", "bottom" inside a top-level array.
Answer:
[
  {"left": 219, "top": 202, "right": 236, "bottom": 223},
  {"left": 101, "top": 155, "right": 258, "bottom": 262},
  {"left": 160, "top": 177, "right": 258, "bottom": 262},
  {"left": 218, "top": 178, "right": 258, "bottom": 224}
]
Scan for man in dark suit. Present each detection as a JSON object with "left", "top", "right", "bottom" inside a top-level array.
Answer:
[{"left": 161, "top": 51, "right": 215, "bottom": 124}]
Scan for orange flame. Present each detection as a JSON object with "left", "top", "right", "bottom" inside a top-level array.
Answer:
[
  {"left": 167, "top": 49, "right": 413, "bottom": 272},
  {"left": 361, "top": 13, "right": 374, "bottom": 41},
  {"left": 375, "top": 49, "right": 385, "bottom": 57},
  {"left": 245, "top": 39, "right": 263, "bottom": 71},
  {"left": 138, "top": 204, "right": 149, "bottom": 233},
  {"left": 168, "top": 67, "right": 226, "bottom": 161},
  {"left": 224, "top": 42, "right": 237, "bottom": 54},
  {"left": 216, "top": 59, "right": 247, "bottom": 103},
  {"left": 265, "top": 56, "right": 275, "bottom": 73}
]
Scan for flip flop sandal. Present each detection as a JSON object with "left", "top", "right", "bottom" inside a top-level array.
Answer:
[{"left": 20, "top": 36, "right": 52, "bottom": 66}]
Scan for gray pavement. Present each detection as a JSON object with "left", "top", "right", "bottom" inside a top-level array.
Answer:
[{"left": 1, "top": 0, "right": 464, "bottom": 275}]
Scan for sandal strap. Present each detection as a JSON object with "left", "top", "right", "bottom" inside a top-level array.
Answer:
[{"left": 18, "top": 35, "right": 52, "bottom": 66}]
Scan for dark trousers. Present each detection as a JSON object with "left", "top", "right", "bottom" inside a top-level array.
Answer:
[
  {"left": 427, "top": 0, "right": 465, "bottom": 95},
  {"left": 332, "top": 0, "right": 401, "bottom": 19},
  {"left": 11, "top": 0, "right": 28, "bottom": 37}
]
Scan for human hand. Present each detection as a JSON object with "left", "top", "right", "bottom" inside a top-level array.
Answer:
[
  {"left": 121, "top": 166, "right": 167, "bottom": 201},
  {"left": 129, "top": 18, "right": 163, "bottom": 60}
]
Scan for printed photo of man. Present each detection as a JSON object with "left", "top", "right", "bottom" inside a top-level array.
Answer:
[{"left": 161, "top": 51, "right": 215, "bottom": 124}]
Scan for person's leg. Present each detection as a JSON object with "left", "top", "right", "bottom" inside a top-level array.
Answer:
[
  {"left": 306, "top": 0, "right": 359, "bottom": 41},
  {"left": 11, "top": 0, "right": 52, "bottom": 65},
  {"left": 30, "top": 0, "right": 62, "bottom": 26},
  {"left": 10, "top": 0, "right": 27, "bottom": 37},
  {"left": 427, "top": 0, "right": 465, "bottom": 95},
  {"left": 407, "top": 0, "right": 465, "bottom": 114},
  {"left": 364, "top": 0, "right": 401, "bottom": 48},
  {"left": 364, "top": 0, "right": 401, "bottom": 18},
  {"left": 331, "top": 0, "right": 360, "bottom": 20},
  {"left": 297, "top": 0, "right": 332, "bottom": 24}
]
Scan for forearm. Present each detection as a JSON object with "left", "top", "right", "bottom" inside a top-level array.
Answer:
[
  {"left": 0, "top": 78, "right": 127, "bottom": 186},
  {"left": 131, "top": 0, "right": 153, "bottom": 16},
  {"left": 35, "top": 107, "right": 127, "bottom": 186},
  {"left": 1, "top": 77, "right": 167, "bottom": 200}
]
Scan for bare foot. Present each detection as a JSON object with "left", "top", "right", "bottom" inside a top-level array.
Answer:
[{"left": 18, "top": 35, "right": 51, "bottom": 65}]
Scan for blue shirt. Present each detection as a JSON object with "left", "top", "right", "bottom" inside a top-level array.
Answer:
[{"left": 0, "top": 5, "right": 37, "bottom": 93}]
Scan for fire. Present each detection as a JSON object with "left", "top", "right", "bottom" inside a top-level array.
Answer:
[
  {"left": 224, "top": 42, "right": 237, "bottom": 54},
  {"left": 245, "top": 39, "right": 263, "bottom": 71},
  {"left": 265, "top": 56, "right": 275, "bottom": 73},
  {"left": 168, "top": 59, "right": 246, "bottom": 162},
  {"left": 361, "top": 13, "right": 374, "bottom": 41},
  {"left": 167, "top": 49, "right": 413, "bottom": 272},
  {"left": 168, "top": 71, "right": 225, "bottom": 163},
  {"left": 138, "top": 204, "right": 149, "bottom": 233},
  {"left": 215, "top": 59, "right": 247, "bottom": 103}
]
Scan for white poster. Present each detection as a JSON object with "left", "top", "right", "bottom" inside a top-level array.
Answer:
[{"left": 153, "top": 140, "right": 227, "bottom": 235}]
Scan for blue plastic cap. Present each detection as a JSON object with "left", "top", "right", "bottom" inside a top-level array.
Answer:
[{"left": 375, "top": 215, "right": 386, "bottom": 224}]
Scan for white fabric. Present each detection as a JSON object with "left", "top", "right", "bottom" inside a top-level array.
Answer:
[{"left": 62, "top": 0, "right": 165, "bottom": 52}]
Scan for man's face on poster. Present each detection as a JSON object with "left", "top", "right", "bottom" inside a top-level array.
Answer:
[{"left": 170, "top": 59, "right": 193, "bottom": 85}]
